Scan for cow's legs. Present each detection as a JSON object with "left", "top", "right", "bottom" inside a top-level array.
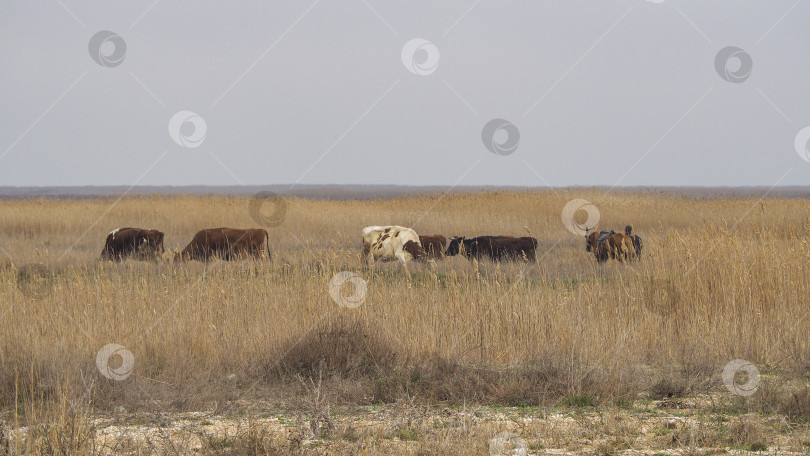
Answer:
[
  {"left": 396, "top": 251, "right": 412, "bottom": 275},
  {"left": 364, "top": 253, "right": 375, "bottom": 268},
  {"left": 361, "top": 244, "right": 373, "bottom": 269}
]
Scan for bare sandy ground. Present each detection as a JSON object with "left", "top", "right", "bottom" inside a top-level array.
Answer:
[{"left": 6, "top": 396, "right": 806, "bottom": 455}]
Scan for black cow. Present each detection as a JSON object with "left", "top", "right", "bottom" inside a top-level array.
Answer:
[{"left": 445, "top": 236, "right": 537, "bottom": 261}]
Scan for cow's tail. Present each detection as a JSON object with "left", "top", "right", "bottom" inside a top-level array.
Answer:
[{"left": 265, "top": 230, "right": 272, "bottom": 261}]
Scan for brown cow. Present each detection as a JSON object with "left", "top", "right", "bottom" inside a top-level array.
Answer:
[
  {"left": 419, "top": 235, "right": 447, "bottom": 258},
  {"left": 445, "top": 236, "right": 537, "bottom": 261},
  {"left": 101, "top": 228, "right": 165, "bottom": 261},
  {"left": 585, "top": 230, "right": 635, "bottom": 263},
  {"left": 176, "top": 228, "right": 271, "bottom": 261}
]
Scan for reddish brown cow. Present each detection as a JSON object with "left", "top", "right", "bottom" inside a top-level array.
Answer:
[
  {"left": 419, "top": 235, "right": 447, "bottom": 258},
  {"left": 177, "top": 228, "right": 271, "bottom": 261},
  {"left": 101, "top": 228, "right": 165, "bottom": 261}
]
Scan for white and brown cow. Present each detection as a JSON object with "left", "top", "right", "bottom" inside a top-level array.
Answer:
[{"left": 361, "top": 225, "right": 428, "bottom": 272}]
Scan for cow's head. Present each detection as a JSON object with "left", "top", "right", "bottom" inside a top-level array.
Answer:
[
  {"left": 402, "top": 240, "right": 427, "bottom": 262},
  {"left": 153, "top": 231, "right": 165, "bottom": 255},
  {"left": 164, "top": 248, "right": 184, "bottom": 263},
  {"left": 445, "top": 236, "right": 465, "bottom": 256}
]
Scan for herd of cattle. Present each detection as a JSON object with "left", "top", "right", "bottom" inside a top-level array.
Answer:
[{"left": 101, "top": 225, "right": 644, "bottom": 267}]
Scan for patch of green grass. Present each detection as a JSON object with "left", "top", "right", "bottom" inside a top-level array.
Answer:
[
  {"left": 561, "top": 277, "right": 580, "bottom": 290},
  {"left": 747, "top": 442, "right": 767, "bottom": 451},
  {"left": 562, "top": 394, "right": 597, "bottom": 408},
  {"left": 395, "top": 427, "right": 418, "bottom": 441},
  {"left": 614, "top": 396, "right": 634, "bottom": 409},
  {"left": 208, "top": 437, "right": 234, "bottom": 449}
]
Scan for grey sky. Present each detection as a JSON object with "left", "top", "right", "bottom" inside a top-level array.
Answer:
[{"left": 1, "top": 1, "right": 809, "bottom": 187}]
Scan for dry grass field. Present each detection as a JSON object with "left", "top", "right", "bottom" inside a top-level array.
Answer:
[{"left": 1, "top": 189, "right": 810, "bottom": 455}]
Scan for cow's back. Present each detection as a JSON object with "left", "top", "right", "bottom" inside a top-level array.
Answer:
[
  {"left": 464, "top": 235, "right": 537, "bottom": 261},
  {"left": 419, "top": 235, "right": 446, "bottom": 258},
  {"left": 182, "top": 228, "right": 226, "bottom": 260},
  {"left": 223, "top": 228, "right": 268, "bottom": 257}
]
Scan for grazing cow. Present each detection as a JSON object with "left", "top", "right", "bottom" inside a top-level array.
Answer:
[
  {"left": 176, "top": 228, "right": 271, "bottom": 261},
  {"left": 585, "top": 230, "right": 635, "bottom": 263},
  {"left": 419, "top": 235, "right": 447, "bottom": 258},
  {"left": 445, "top": 236, "right": 538, "bottom": 261},
  {"left": 361, "top": 226, "right": 428, "bottom": 272},
  {"left": 101, "top": 228, "right": 165, "bottom": 261},
  {"left": 625, "top": 225, "right": 643, "bottom": 259}
]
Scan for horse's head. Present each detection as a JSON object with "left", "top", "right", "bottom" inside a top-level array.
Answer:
[{"left": 584, "top": 228, "right": 597, "bottom": 252}]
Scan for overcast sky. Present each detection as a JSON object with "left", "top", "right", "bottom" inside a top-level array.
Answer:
[{"left": 1, "top": 1, "right": 809, "bottom": 188}]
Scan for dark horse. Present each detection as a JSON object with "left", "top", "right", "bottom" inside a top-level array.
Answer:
[
  {"left": 625, "top": 225, "right": 643, "bottom": 258},
  {"left": 585, "top": 229, "right": 636, "bottom": 263}
]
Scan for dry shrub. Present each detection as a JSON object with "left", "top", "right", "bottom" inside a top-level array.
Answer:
[
  {"left": 272, "top": 317, "right": 398, "bottom": 380},
  {"left": 669, "top": 420, "right": 720, "bottom": 449},
  {"left": 650, "top": 376, "right": 688, "bottom": 400},
  {"left": 595, "top": 436, "right": 632, "bottom": 456},
  {"left": 27, "top": 390, "right": 96, "bottom": 455},
  {"left": 737, "top": 382, "right": 810, "bottom": 423},
  {"left": 197, "top": 425, "right": 292, "bottom": 456},
  {"left": 0, "top": 421, "right": 9, "bottom": 456},
  {"left": 372, "top": 356, "right": 621, "bottom": 406},
  {"left": 725, "top": 416, "right": 769, "bottom": 451},
  {"left": 0, "top": 356, "right": 74, "bottom": 412},
  {"left": 778, "top": 387, "right": 810, "bottom": 421}
]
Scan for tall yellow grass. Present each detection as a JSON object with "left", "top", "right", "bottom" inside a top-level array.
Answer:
[{"left": 1, "top": 190, "right": 809, "bottom": 409}]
